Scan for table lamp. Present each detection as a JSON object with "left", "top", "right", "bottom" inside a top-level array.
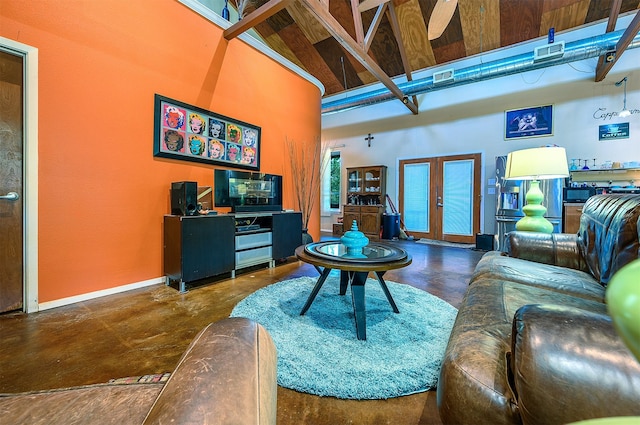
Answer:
[{"left": 505, "top": 146, "right": 569, "bottom": 233}]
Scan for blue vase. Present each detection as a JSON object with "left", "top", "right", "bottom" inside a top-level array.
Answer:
[{"left": 340, "top": 220, "right": 369, "bottom": 257}]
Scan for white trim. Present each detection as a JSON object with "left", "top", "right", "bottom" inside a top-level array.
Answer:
[
  {"left": 179, "top": 0, "right": 325, "bottom": 95},
  {"left": 0, "top": 36, "right": 39, "bottom": 313},
  {"left": 38, "top": 277, "right": 165, "bottom": 311}
]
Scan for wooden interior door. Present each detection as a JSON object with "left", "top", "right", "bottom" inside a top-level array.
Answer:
[
  {"left": 399, "top": 154, "right": 481, "bottom": 243},
  {"left": 0, "top": 50, "right": 24, "bottom": 313}
]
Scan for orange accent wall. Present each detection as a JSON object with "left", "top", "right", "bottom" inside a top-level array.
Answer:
[{"left": 1, "top": 0, "right": 321, "bottom": 303}]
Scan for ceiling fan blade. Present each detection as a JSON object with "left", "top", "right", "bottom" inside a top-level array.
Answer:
[{"left": 427, "top": 0, "right": 458, "bottom": 40}]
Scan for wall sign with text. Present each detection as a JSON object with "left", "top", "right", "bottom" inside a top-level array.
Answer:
[
  {"left": 599, "top": 123, "right": 629, "bottom": 141},
  {"left": 153, "top": 94, "right": 261, "bottom": 170}
]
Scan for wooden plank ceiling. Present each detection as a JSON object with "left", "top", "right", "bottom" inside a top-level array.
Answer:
[{"left": 236, "top": 0, "right": 640, "bottom": 97}]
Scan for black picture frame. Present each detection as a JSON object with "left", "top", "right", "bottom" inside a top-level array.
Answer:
[
  {"left": 153, "top": 94, "right": 260, "bottom": 170},
  {"left": 505, "top": 105, "right": 553, "bottom": 139}
]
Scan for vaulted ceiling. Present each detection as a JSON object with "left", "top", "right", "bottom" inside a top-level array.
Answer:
[{"left": 224, "top": 0, "right": 640, "bottom": 109}]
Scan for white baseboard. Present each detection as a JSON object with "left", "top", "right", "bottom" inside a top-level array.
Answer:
[{"left": 37, "top": 277, "right": 165, "bottom": 311}]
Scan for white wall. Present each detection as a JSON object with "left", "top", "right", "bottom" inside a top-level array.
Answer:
[{"left": 321, "top": 16, "right": 640, "bottom": 235}]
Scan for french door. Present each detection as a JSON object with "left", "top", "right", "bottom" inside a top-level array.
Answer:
[{"left": 399, "top": 154, "right": 481, "bottom": 243}]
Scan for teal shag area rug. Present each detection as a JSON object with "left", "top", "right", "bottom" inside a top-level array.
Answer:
[{"left": 230, "top": 275, "right": 458, "bottom": 399}]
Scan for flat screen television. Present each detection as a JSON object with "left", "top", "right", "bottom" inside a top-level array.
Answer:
[{"left": 214, "top": 169, "right": 282, "bottom": 212}]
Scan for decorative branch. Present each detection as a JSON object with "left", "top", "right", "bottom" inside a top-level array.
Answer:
[
  {"left": 286, "top": 136, "right": 330, "bottom": 231},
  {"left": 235, "top": 0, "right": 251, "bottom": 19},
  {"left": 228, "top": 0, "right": 252, "bottom": 19}
]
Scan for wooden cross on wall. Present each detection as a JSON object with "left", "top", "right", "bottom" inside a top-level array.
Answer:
[{"left": 365, "top": 133, "right": 374, "bottom": 147}]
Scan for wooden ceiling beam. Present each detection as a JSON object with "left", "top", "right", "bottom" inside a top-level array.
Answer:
[
  {"left": 351, "top": 0, "right": 365, "bottom": 46},
  {"left": 299, "top": 0, "right": 418, "bottom": 114},
  {"left": 595, "top": 9, "right": 640, "bottom": 82},
  {"left": 358, "top": 0, "right": 388, "bottom": 13},
  {"left": 605, "top": 0, "right": 623, "bottom": 33},
  {"left": 386, "top": 0, "right": 418, "bottom": 108},
  {"left": 223, "top": 0, "right": 293, "bottom": 40},
  {"left": 364, "top": 3, "right": 387, "bottom": 51},
  {"left": 594, "top": 0, "right": 622, "bottom": 81}
]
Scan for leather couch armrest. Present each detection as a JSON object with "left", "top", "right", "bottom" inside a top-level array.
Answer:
[
  {"left": 506, "top": 231, "right": 586, "bottom": 270},
  {"left": 143, "top": 317, "right": 277, "bottom": 425},
  {"left": 511, "top": 304, "right": 640, "bottom": 424}
]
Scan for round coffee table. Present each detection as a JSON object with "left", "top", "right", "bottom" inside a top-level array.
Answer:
[{"left": 295, "top": 241, "right": 412, "bottom": 340}]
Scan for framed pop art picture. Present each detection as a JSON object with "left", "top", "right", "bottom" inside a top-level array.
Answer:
[
  {"left": 505, "top": 105, "right": 553, "bottom": 139},
  {"left": 154, "top": 94, "right": 261, "bottom": 170}
]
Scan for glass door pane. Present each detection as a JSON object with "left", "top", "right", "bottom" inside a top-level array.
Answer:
[
  {"left": 347, "top": 168, "right": 361, "bottom": 195},
  {"left": 403, "top": 163, "right": 430, "bottom": 232},
  {"left": 442, "top": 159, "right": 473, "bottom": 236}
]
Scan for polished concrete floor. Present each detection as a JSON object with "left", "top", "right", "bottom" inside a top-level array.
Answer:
[{"left": 0, "top": 235, "right": 485, "bottom": 425}]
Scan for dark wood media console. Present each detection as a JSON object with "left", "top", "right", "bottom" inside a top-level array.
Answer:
[{"left": 164, "top": 211, "right": 302, "bottom": 292}]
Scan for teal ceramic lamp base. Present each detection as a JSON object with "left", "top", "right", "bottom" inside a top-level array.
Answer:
[{"left": 516, "top": 180, "right": 554, "bottom": 233}]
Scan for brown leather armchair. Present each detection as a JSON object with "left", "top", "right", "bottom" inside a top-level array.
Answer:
[
  {"left": 0, "top": 317, "right": 277, "bottom": 424},
  {"left": 437, "top": 194, "right": 640, "bottom": 425}
]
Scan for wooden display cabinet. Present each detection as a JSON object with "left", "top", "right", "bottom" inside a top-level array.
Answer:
[
  {"left": 344, "top": 165, "right": 388, "bottom": 239},
  {"left": 346, "top": 166, "right": 387, "bottom": 205}
]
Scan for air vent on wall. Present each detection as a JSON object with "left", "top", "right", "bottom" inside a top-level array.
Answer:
[
  {"left": 534, "top": 41, "right": 565, "bottom": 61},
  {"left": 433, "top": 68, "right": 454, "bottom": 84}
]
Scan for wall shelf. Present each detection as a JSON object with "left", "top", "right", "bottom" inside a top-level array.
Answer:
[{"left": 570, "top": 168, "right": 640, "bottom": 185}]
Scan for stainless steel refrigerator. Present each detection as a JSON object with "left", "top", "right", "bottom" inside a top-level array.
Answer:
[{"left": 495, "top": 155, "right": 564, "bottom": 251}]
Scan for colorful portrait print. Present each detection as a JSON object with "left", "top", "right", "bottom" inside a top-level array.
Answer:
[
  {"left": 188, "top": 135, "right": 206, "bottom": 156},
  {"left": 209, "top": 119, "right": 226, "bottom": 139},
  {"left": 208, "top": 139, "right": 225, "bottom": 159},
  {"left": 226, "top": 143, "right": 241, "bottom": 163},
  {"left": 241, "top": 146, "right": 256, "bottom": 165},
  {"left": 155, "top": 96, "right": 261, "bottom": 170},
  {"left": 188, "top": 112, "right": 206, "bottom": 135},
  {"left": 163, "top": 129, "right": 185, "bottom": 152},
  {"left": 164, "top": 105, "right": 185, "bottom": 130},
  {"left": 243, "top": 128, "right": 258, "bottom": 147},
  {"left": 227, "top": 124, "right": 242, "bottom": 144}
]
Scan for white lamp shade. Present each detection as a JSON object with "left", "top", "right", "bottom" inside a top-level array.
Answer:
[{"left": 505, "top": 146, "right": 569, "bottom": 180}]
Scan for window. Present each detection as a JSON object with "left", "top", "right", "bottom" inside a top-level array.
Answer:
[{"left": 330, "top": 152, "right": 341, "bottom": 209}]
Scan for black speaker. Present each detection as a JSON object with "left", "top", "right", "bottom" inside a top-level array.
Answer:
[{"left": 171, "top": 181, "right": 198, "bottom": 216}]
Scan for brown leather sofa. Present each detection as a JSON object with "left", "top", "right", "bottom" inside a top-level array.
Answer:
[
  {"left": 0, "top": 317, "right": 277, "bottom": 424},
  {"left": 437, "top": 194, "right": 640, "bottom": 425}
]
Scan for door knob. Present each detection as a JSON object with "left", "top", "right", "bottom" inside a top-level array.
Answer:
[{"left": 0, "top": 191, "right": 19, "bottom": 201}]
